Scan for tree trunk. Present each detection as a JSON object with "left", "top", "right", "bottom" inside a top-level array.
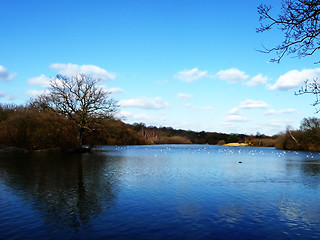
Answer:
[{"left": 78, "top": 129, "right": 84, "bottom": 150}]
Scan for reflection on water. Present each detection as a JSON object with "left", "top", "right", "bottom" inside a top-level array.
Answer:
[
  {"left": 301, "top": 159, "right": 320, "bottom": 176},
  {"left": 0, "top": 145, "right": 320, "bottom": 239},
  {"left": 0, "top": 152, "right": 120, "bottom": 238}
]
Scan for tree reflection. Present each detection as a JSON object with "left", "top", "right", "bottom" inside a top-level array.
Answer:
[
  {"left": 300, "top": 160, "right": 320, "bottom": 176},
  {"left": 285, "top": 157, "right": 320, "bottom": 188},
  {"left": 0, "top": 152, "right": 120, "bottom": 232}
]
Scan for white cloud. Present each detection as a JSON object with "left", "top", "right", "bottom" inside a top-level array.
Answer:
[
  {"left": 174, "top": 68, "right": 208, "bottom": 82},
  {"left": 79, "top": 84, "right": 123, "bottom": 96},
  {"left": 268, "top": 68, "right": 320, "bottom": 90},
  {"left": 119, "top": 97, "right": 170, "bottom": 109},
  {"left": 115, "top": 110, "right": 132, "bottom": 120},
  {"left": 245, "top": 74, "right": 268, "bottom": 86},
  {"left": 216, "top": 68, "right": 249, "bottom": 83},
  {"left": 238, "top": 99, "right": 269, "bottom": 109},
  {"left": 108, "top": 87, "right": 124, "bottom": 94},
  {"left": 118, "top": 110, "right": 132, "bottom": 117},
  {"left": 229, "top": 107, "right": 240, "bottom": 115},
  {"left": 226, "top": 99, "right": 268, "bottom": 120},
  {"left": 264, "top": 108, "right": 296, "bottom": 115},
  {"left": 177, "top": 93, "right": 192, "bottom": 100},
  {"left": 0, "top": 65, "right": 16, "bottom": 82},
  {"left": 50, "top": 63, "right": 116, "bottom": 81},
  {"left": 26, "top": 89, "right": 49, "bottom": 98},
  {"left": 224, "top": 115, "right": 250, "bottom": 122},
  {"left": 28, "top": 74, "right": 51, "bottom": 88}
]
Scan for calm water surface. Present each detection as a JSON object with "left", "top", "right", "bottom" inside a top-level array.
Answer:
[{"left": 0, "top": 145, "right": 319, "bottom": 239}]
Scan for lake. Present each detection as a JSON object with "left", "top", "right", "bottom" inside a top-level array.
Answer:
[{"left": 0, "top": 145, "right": 319, "bottom": 239}]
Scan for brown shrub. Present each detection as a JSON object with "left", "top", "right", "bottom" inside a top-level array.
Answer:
[
  {"left": 253, "top": 138, "right": 276, "bottom": 147},
  {"left": 217, "top": 140, "right": 226, "bottom": 146},
  {"left": 0, "top": 107, "right": 79, "bottom": 150},
  {"left": 84, "top": 119, "right": 150, "bottom": 146},
  {"left": 153, "top": 136, "right": 192, "bottom": 144}
]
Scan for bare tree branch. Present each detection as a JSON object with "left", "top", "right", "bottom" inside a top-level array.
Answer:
[
  {"left": 32, "top": 74, "right": 118, "bottom": 147},
  {"left": 295, "top": 78, "right": 320, "bottom": 112},
  {"left": 258, "top": 0, "right": 320, "bottom": 63}
]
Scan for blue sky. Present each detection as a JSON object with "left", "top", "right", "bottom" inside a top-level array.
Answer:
[{"left": 1, "top": 0, "right": 320, "bottom": 135}]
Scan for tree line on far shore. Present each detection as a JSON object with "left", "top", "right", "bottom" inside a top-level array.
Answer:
[{"left": 1, "top": 100, "right": 320, "bottom": 152}]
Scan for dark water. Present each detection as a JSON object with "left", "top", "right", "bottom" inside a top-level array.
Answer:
[{"left": 0, "top": 145, "right": 320, "bottom": 240}]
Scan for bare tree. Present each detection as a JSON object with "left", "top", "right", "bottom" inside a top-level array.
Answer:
[
  {"left": 300, "top": 116, "right": 320, "bottom": 131},
  {"left": 295, "top": 78, "right": 320, "bottom": 111},
  {"left": 34, "top": 74, "right": 118, "bottom": 147},
  {"left": 257, "top": 0, "right": 320, "bottom": 63}
]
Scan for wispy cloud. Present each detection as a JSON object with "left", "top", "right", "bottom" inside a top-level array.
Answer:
[
  {"left": 177, "top": 93, "right": 192, "bottom": 100},
  {"left": 50, "top": 63, "right": 116, "bottom": 81},
  {"left": 216, "top": 68, "right": 249, "bottom": 83},
  {"left": 119, "top": 97, "right": 170, "bottom": 109},
  {"left": 245, "top": 74, "right": 268, "bottom": 86},
  {"left": 264, "top": 108, "right": 296, "bottom": 115},
  {"left": 174, "top": 68, "right": 208, "bottom": 82},
  {"left": 238, "top": 99, "right": 269, "bottom": 109},
  {"left": 0, "top": 65, "right": 16, "bottom": 82},
  {"left": 28, "top": 74, "right": 51, "bottom": 88},
  {"left": 268, "top": 68, "right": 320, "bottom": 90},
  {"left": 224, "top": 115, "right": 250, "bottom": 122}
]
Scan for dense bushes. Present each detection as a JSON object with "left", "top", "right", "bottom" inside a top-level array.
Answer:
[
  {"left": 84, "top": 120, "right": 149, "bottom": 146},
  {"left": 227, "top": 134, "right": 239, "bottom": 143},
  {"left": 273, "top": 118, "right": 320, "bottom": 151},
  {"left": 251, "top": 138, "right": 276, "bottom": 147},
  {"left": 0, "top": 105, "right": 80, "bottom": 150},
  {"left": 0, "top": 104, "right": 148, "bottom": 151}
]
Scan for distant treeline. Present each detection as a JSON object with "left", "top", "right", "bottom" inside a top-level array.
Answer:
[
  {"left": 1, "top": 103, "right": 320, "bottom": 152},
  {"left": 133, "top": 119, "right": 320, "bottom": 152},
  {"left": 130, "top": 123, "right": 264, "bottom": 145}
]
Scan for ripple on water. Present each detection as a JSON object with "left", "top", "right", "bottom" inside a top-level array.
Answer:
[{"left": 0, "top": 145, "right": 320, "bottom": 239}]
